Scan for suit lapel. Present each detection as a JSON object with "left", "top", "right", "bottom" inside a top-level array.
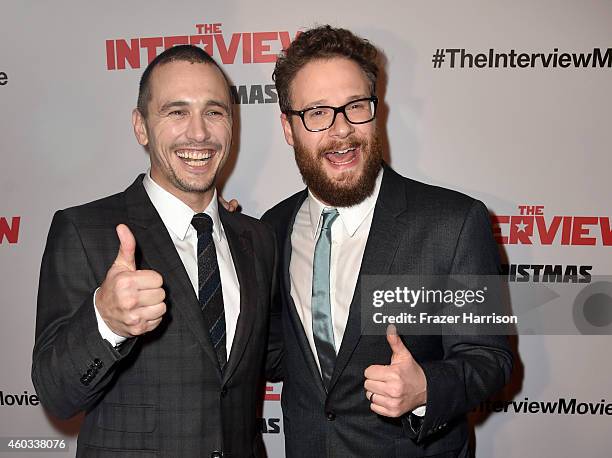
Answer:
[
  {"left": 124, "top": 176, "right": 222, "bottom": 378},
  {"left": 219, "top": 208, "right": 257, "bottom": 384},
  {"left": 283, "top": 191, "right": 328, "bottom": 397},
  {"left": 328, "top": 166, "right": 409, "bottom": 392}
]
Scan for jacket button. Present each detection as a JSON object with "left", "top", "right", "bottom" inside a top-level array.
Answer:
[
  {"left": 210, "top": 451, "right": 223, "bottom": 458},
  {"left": 220, "top": 387, "right": 228, "bottom": 397},
  {"left": 80, "top": 375, "right": 90, "bottom": 386},
  {"left": 326, "top": 411, "right": 336, "bottom": 421},
  {"left": 93, "top": 358, "right": 103, "bottom": 369}
]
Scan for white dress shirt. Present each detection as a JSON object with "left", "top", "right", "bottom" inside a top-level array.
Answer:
[
  {"left": 94, "top": 171, "right": 240, "bottom": 357},
  {"left": 289, "top": 169, "right": 383, "bottom": 368},
  {"left": 289, "top": 168, "right": 426, "bottom": 416}
]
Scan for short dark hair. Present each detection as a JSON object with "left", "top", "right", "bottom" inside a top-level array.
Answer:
[
  {"left": 273, "top": 25, "right": 379, "bottom": 113},
  {"left": 137, "top": 45, "right": 232, "bottom": 118}
]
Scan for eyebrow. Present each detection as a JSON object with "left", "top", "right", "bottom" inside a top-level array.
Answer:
[
  {"left": 302, "top": 94, "right": 370, "bottom": 109},
  {"left": 159, "top": 100, "right": 189, "bottom": 113},
  {"left": 206, "top": 99, "right": 231, "bottom": 113},
  {"left": 158, "top": 99, "right": 231, "bottom": 114}
]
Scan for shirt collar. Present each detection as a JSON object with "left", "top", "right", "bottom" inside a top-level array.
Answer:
[
  {"left": 307, "top": 167, "right": 383, "bottom": 238},
  {"left": 142, "top": 170, "right": 224, "bottom": 242}
]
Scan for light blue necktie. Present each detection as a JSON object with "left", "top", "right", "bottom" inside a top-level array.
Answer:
[{"left": 312, "top": 208, "right": 339, "bottom": 390}]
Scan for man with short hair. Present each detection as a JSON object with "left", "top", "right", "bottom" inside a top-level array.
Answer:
[
  {"left": 32, "top": 45, "right": 276, "bottom": 458},
  {"left": 263, "top": 26, "right": 512, "bottom": 457}
]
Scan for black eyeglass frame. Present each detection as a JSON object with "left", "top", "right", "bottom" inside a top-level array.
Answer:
[{"left": 284, "top": 96, "right": 378, "bottom": 132}]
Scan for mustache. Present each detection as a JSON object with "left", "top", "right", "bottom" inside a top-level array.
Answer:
[
  {"left": 317, "top": 138, "right": 366, "bottom": 157},
  {"left": 172, "top": 142, "right": 222, "bottom": 151}
]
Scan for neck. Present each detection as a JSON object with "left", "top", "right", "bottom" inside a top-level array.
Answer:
[
  {"left": 309, "top": 189, "right": 335, "bottom": 208},
  {"left": 178, "top": 190, "right": 214, "bottom": 213},
  {"left": 149, "top": 171, "right": 214, "bottom": 213}
]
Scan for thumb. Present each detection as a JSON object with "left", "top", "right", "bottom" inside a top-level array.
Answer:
[
  {"left": 114, "top": 224, "right": 136, "bottom": 271},
  {"left": 386, "top": 324, "right": 411, "bottom": 361}
]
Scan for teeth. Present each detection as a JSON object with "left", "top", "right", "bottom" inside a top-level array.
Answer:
[
  {"left": 176, "top": 150, "right": 213, "bottom": 160},
  {"left": 185, "top": 159, "right": 208, "bottom": 167},
  {"left": 332, "top": 147, "right": 355, "bottom": 155}
]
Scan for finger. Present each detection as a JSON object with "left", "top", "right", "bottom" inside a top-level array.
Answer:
[
  {"left": 123, "top": 304, "right": 165, "bottom": 336},
  {"left": 370, "top": 402, "right": 398, "bottom": 418},
  {"left": 364, "top": 364, "right": 394, "bottom": 382},
  {"left": 370, "top": 394, "right": 404, "bottom": 417},
  {"left": 145, "top": 317, "right": 163, "bottom": 332},
  {"left": 364, "top": 379, "right": 391, "bottom": 396},
  {"left": 137, "top": 287, "right": 166, "bottom": 307},
  {"left": 386, "top": 324, "right": 411, "bottom": 359},
  {"left": 136, "top": 302, "right": 167, "bottom": 322},
  {"left": 218, "top": 195, "right": 231, "bottom": 211},
  {"left": 218, "top": 195, "right": 239, "bottom": 212},
  {"left": 127, "top": 270, "right": 164, "bottom": 290},
  {"left": 115, "top": 224, "right": 137, "bottom": 271},
  {"left": 228, "top": 199, "right": 239, "bottom": 212}
]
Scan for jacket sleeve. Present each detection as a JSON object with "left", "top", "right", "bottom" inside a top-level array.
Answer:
[
  {"left": 261, "top": 210, "right": 284, "bottom": 383},
  {"left": 406, "top": 200, "right": 513, "bottom": 442},
  {"left": 31, "top": 210, "right": 136, "bottom": 419}
]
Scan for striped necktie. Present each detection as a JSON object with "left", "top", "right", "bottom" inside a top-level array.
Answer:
[{"left": 191, "top": 213, "right": 227, "bottom": 370}]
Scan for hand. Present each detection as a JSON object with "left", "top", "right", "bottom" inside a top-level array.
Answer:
[
  {"left": 218, "top": 195, "right": 239, "bottom": 212},
  {"left": 95, "top": 224, "right": 166, "bottom": 337},
  {"left": 364, "top": 324, "right": 427, "bottom": 417}
]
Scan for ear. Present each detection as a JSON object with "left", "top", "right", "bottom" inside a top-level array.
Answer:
[
  {"left": 280, "top": 113, "right": 295, "bottom": 147},
  {"left": 132, "top": 108, "right": 149, "bottom": 146}
]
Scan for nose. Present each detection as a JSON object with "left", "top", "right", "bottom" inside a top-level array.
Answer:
[
  {"left": 328, "top": 111, "right": 354, "bottom": 139},
  {"left": 185, "top": 114, "right": 209, "bottom": 142}
]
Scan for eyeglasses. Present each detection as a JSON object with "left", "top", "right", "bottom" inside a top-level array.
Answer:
[{"left": 284, "top": 96, "right": 378, "bottom": 132}]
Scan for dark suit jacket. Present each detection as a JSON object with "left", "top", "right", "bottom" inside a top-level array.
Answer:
[
  {"left": 32, "top": 175, "right": 277, "bottom": 458},
  {"left": 262, "top": 165, "right": 513, "bottom": 458}
]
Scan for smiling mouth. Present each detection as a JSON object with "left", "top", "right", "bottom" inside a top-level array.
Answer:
[
  {"left": 175, "top": 149, "right": 216, "bottom": 167},
  {"left": 324, "top": 146, "right": 358, "bottom": 166}
]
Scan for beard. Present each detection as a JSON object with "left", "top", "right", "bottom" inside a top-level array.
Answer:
[
  {"left": 148, "top": 139, "right": 223, "bottom": 195},
  {"left": 293, "top": 132, "right": 383, "bottom": 207},
  {"left": 166, "top": 161, "right": 215, "bottom": 194}
]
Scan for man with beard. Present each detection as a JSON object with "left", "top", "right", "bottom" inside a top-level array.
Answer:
[
  {"left": 262, "top": 26, "right": 512, "bottom": 457},
  {"left": 32, "top": 45, "right": 276, "bottom": 457}
]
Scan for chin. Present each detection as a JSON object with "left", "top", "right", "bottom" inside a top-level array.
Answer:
[{"left": 326, "top": 167, "right": 363, "bottom": 184}]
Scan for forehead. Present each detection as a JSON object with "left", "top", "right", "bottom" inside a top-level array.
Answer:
[
  {"left": 289, "top": 57, "right": 370, "bottom": 108},
  {"left": 148, "top": 60, "right": 230, "bottom": 105}
]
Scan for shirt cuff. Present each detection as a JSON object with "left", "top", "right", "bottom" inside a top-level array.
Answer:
[
  {"left": 412, "top": 406, "right": 426, "bottom": 417},
  {"left": 93, "top": 287, "right": 127, "bottom": 347}
]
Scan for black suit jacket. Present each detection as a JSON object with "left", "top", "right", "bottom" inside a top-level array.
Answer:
[
  {"left": 32, "top": 175, "right": 277, "bottom": 458},
  {"left": 262, "top": 165, "right": 512, "bottom": 458}
]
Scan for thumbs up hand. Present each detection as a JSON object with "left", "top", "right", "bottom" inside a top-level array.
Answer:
[
  {"left": 95, "top": 224, "right": 166, "bottom": 337},
  {"left": 363, "top": 325, "right": 427, "bottom": 417}
]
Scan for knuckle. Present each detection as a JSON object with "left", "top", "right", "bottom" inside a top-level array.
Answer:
[
  {"left": 122, "top": 294, "right": 138, "bottom": 309},
  {"left": 152, "top": 271, "right": 163, "bottom": 286},
  {"left": 389, "top": 386, "right": 402, "bottom": 398},
  {"left": 126, "top": 314, "right": 140, "bottom": 327},
  {"left": 116, "top": 275, "right": 135, "bottom": 291},
  {"left": 148, "top": 319, "right": 162, "bottom": 330},
  {"left": 131, "top": 322, "right": 147, "bottom": 335}
]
